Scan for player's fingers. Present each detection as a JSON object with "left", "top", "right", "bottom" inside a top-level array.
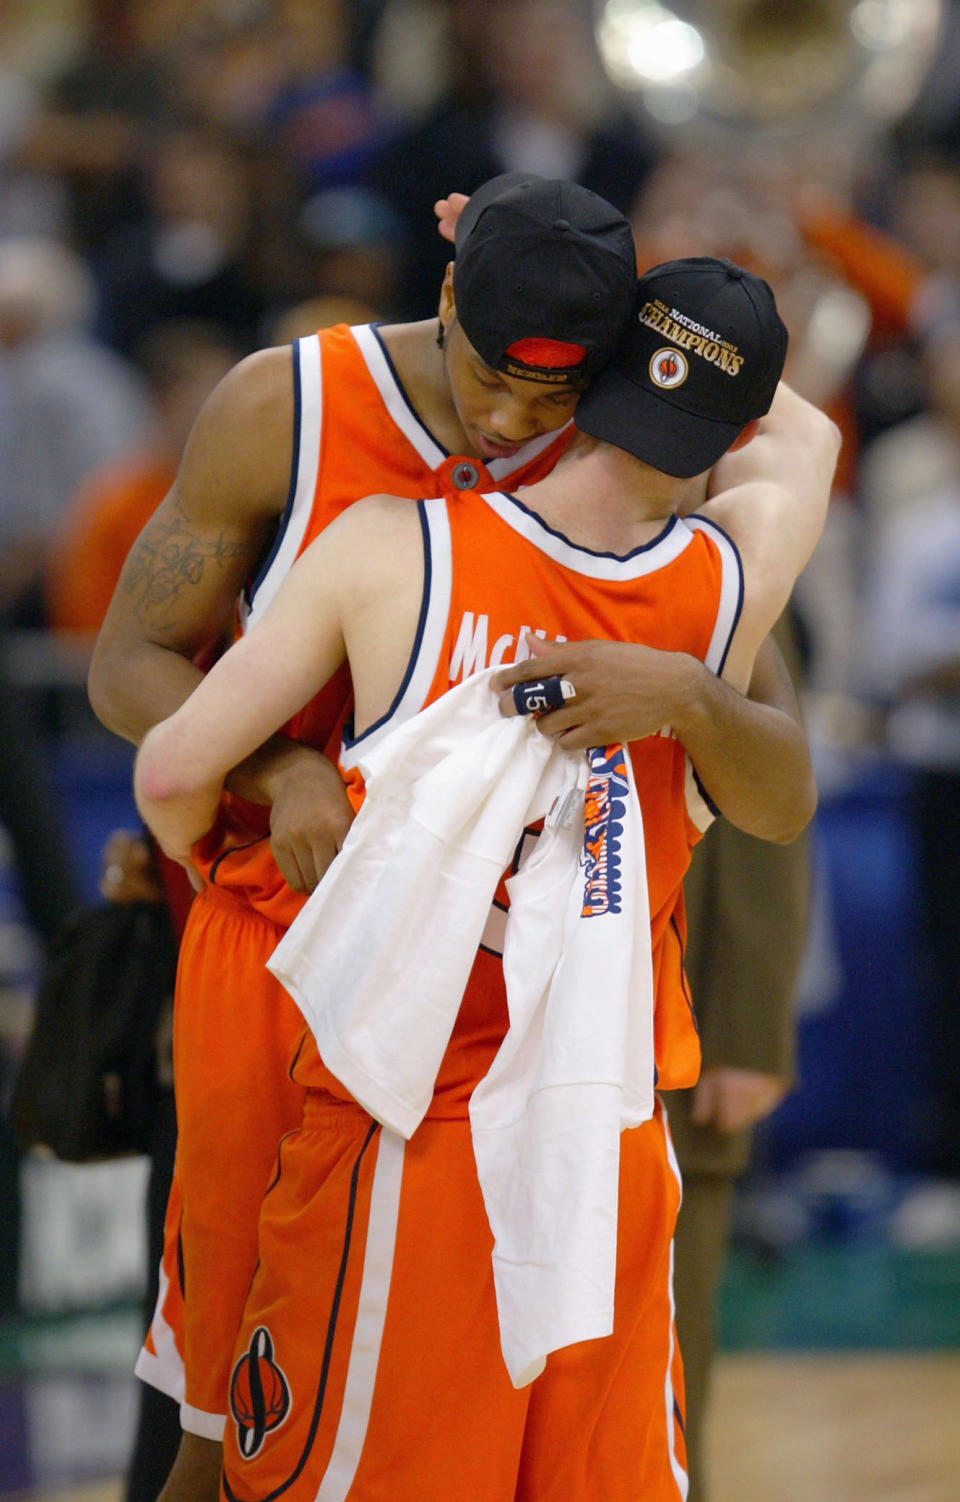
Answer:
[
  {"left": 272, "top": 840, "right": 310, "bottom": 894},
  {"left": 296, "top": 830, "right": 347, "bottom": 893},
  {"left": 491, "top": 649, "right": 570, "bottom": 692},
  {"left": 303, "top": 835, "right": 343, "bottom": 891},
  {"left": 551, "top": 722, "right": 597, "bottom": 750},
  {"left": 434, "top": 194, "right": 468, "bottom": 243},
  {"left": 497, "top": 689, "right": 519, "bottom": 718}
]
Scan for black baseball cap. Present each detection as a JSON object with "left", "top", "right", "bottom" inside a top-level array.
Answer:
[
  {"left": 452, "top": 172, "right": 637, "bottom": 387},
  {"left": 574, "top": 256, "right": 789, "bottom": 477}
]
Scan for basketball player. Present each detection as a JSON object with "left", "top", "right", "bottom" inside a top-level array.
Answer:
[
  {"left": 134, "top": 257, "right": 839, "bottom": 1500},
  {"left": 88, "top": 169, "right": 822, "bottom": 1502},
  {"left": 87, "top": 171, "right": 637, "bottom": 1489}
]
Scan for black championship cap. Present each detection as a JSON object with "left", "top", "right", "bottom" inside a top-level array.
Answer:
[
  {"left": 574, "top": 256, "right": 789, "bottom": 477},
  {"left": 453, "top": 172, "right": 637, "bottom": 386}
]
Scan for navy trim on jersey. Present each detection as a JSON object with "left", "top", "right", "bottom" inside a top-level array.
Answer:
[
  {"left": 245, "top": 341, "right": 302, "bottom": 612},
  {"left": 501, "top": 489, "right": 682, "bottom": 564},
  {"left": 221, "top": 1121, "right": 380, "bottom": 1502},
  {"left": 685, "top": 512, "right": 745, "bottom": 677},
  {"left": 341, "top": 499, "right": 433, "bottom": 754},
  {"left": 369, "top": 323, "right": 451, "bottom": 456},
  {"left": 688, "top": 521, "right": 738, "bottom": 805},
  {"left": 209, "top": 837, "right": 268, "bottom": 886},
  {"left": 365, "top": 325, "right": 568, "bottom": 480},
  {"left": 670, "top": 911, "right": 698, "bottom": 1031},
  {"left": 690, "top": 766, "right": 722, "bottom": 820}
]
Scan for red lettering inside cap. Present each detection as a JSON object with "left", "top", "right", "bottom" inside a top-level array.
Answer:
[{"left": 505, "top": 337, "right": 586, "bottom": 368}]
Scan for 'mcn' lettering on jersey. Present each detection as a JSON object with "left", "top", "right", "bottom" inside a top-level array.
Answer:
[
  {"left": 449, "top": 611, "right": 565, "bottom": 682},
  {"left": 581, "top": 744, "right": 629, "bottom": 918}
]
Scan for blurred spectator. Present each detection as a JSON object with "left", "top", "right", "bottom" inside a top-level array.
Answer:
[
  {"left": 267, "top": 294, "right": 383, "bottom": 345},
  {"left": 264, "top": 0, "right": 393, "bottom": 191},
  {"left": 629, "top": 151, "right": 873, "bottom": 699},
  {"left": 0, "top": 0, "right": 89, "bottom": 86},
  {"left": 0, "top": 236, "right": 151, "bottom": 624},
  {"left": 44, "top": 319, "right": 243, "bottom": 634},
  {"left": 856, "top": 161, "right": 960, "bottom": 517},
  {"left": 292, "top": 183, "right": 408, "bottom": 317},
  {"left": 96, "top": 827, "right": 187, "bottom": 1502},
  {"left": 0, "top": 57, "right": 71, "bottom": 241},
  {"left": 860, "top": 328, "right": 960, "bottom": 1186},
  {"left": 11, "top": 0, "right": 171, "bottom": 255},
  {"left": 0, "top": 631, "right": 80, "bottom": 946},
  {"left": 92, "top": 123, "right": 268, "bottom": 356},
  {"left": 368, "top": 0, "right": 657, "bottom": 316}
]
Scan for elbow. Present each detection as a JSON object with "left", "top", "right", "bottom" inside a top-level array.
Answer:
[
  {"left": 134, "top": 724, "right": 198, "bottom": 807},
  {"left": 87, "top": 669, "right": 119, "bottom": 738},
  {"left": 134, "top": 734, "right": 175, "bottom": 808},
  {"left": 724, "top": 767, "right": 819, "bottom": 845},
  {"left": 767, "top": 773, "right": 818, "bottom": 845},
  {"left": 88, "top": 637, "right": 132, "bottom": 741}
]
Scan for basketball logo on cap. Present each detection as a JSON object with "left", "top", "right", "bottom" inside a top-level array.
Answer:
[
  {"left": 230, "top": 1325, "right": 291, "bottom": 1458},
  {"left": 649, "top": 347, "right": 689, "bottom": 389}
]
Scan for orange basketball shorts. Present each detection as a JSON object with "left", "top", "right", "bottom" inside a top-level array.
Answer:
[
  {"left": 221, "top": 1094, "right": 687, "bottom": 1501},
  {"left": 135, "top": 884, "right": 307, "bottom": 1437}
]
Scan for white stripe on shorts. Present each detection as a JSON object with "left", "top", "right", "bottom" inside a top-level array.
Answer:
[{"left": 315, "top": 1127, "right": 406, "bottom": 1502}]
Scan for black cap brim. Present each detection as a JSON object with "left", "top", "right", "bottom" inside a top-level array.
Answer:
[{"left": 574, "top": 366, "right": 745, "bottom": 479}]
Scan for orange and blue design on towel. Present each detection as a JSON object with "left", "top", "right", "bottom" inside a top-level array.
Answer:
[{"left": 581, "top": 743, "right": 629, "bottom": 918}]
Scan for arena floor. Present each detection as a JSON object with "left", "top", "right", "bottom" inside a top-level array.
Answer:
[{"left": 4, "top": 1351, "right": 959, "bottom": 1502}]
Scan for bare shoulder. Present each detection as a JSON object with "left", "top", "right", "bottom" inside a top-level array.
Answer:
[
  {"left": 312, "top": 492, "right": 426, "bottom": 587},
  {"left": 343, "top": 491, "right": 426, "bottom": 538},
  {"left": 175, "top": 344, "right": 296, "bottom": 527},
  {"left": 95, "top": 347, "right": 296, "bottom": 657}
]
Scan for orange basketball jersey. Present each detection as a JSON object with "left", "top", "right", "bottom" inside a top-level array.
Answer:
[
  {"left": 293, "top": 482, "right": 744, "bottom": 1106},
  {"left": 193, "top": 323, "right": 575, "bottom": 921},
  {"left": 217, "top": 483, "right": 740, "bottom": 1494},
  {"left": 139, "top": 327, "right": 575, "bottom": 1436}
]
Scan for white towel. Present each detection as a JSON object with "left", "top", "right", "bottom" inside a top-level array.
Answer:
[
  {"left": 268, "top": 670, "right": 655, "bottom": 1385},
  {"left": 470, "top": 741, "right": 654, "bottom": 1385}
]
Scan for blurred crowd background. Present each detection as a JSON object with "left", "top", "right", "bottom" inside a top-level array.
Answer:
[{"left": 1, "top": 0, "right": 960, "bottom": 1492}]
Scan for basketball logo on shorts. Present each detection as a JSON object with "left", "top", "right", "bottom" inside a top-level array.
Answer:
[
  {"left": 230, "top": 1325, "right": 291, "bottom": 1458},
  {"left": 649, "top": 347, "right": 688, "bottom": 389}
]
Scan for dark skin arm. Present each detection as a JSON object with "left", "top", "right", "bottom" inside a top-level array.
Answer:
[
  {"left": 88, "top": 346, "right": 353, "bottom": 892},
  {"left": 492, "top": 629, "right": 816, "bottom": 844}
]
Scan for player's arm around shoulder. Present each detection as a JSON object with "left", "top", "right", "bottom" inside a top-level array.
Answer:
[
  {"left": 702, "top": 384, "right": 841, "bottom": 689},
  {"left": 89, "top": 345, "right": 296, "bottom": 743},
  {"left": 134, "top": 495, "right": 424, "bottom": 861},
  {"left": 656, "top": 628, "right": 814, "bottom": 844}
]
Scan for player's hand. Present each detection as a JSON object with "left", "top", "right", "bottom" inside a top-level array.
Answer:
[
  {"left": 267, "top": 753, "right": 355, "bottom": 893},
  {"left": 434, "top": 192, "right": 469, "bottom": 244},
  {"left": 491, "top": 632, "right": 703, "bottom": 750},
  {"left": 689, "top": 1066, "right": 789, "bottom": 1134}
]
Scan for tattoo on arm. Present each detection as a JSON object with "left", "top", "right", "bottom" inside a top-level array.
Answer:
[{"left": 123, "top": 503, "right": 252, "bottom": 635}]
